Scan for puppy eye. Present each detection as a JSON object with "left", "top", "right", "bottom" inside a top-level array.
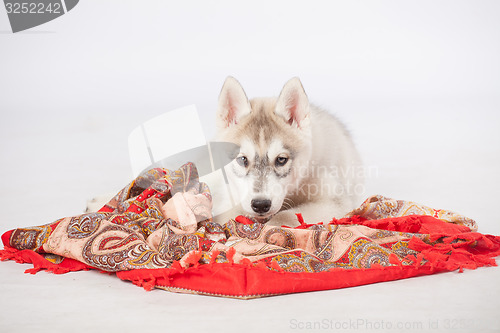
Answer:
[
  {"left": 275, "top": 156, "right": 289, "bottom": 167},
  {"left": 236, "top": 156, "right": 248, "bottom": 167}
]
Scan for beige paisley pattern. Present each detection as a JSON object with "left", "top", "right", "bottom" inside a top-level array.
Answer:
[
  {"left": 345, "top": 195, "right": 478, "bottom": 231},
  {"left": 4, "top": 164, "right": 480, "bottom": 275}
]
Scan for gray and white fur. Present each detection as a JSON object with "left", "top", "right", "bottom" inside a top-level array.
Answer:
[{"left": 214, "top": 77, "right": 363, "bottom": 226}]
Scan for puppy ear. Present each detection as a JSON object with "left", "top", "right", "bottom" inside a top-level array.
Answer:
[
  {"left": 275, "top": 77, "right": 309, "bottom": 127},
  {"left": 216, "top": 76, "right": 251, "bottom": 129}
]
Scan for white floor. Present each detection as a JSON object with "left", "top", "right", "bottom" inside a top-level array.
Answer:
[{"left": 1, "top": 1, "right": 499, "bottom": 332}]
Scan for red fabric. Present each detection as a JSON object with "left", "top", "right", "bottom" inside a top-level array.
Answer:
[
  {"left": 331, "top": 215, "right": 472, "bottom": 234},
  {"left": 116, "top": 260, "right": 443, "bottom": 298},
  {"left": 2, "top": 215, "right": 499, "bottom": 298},
  {"left": 0, "top": 246, "right": 92, "bottom": 274},
  {"left": 1, "top": 166, "right": 499, "bottom": 299},
  {"left": 234, "top": 215, "right": 255, "bottom": 225},
  {"left": 1, "top": 230, "right": 12, "bottom": 249},
  {"left": 114, "top": 217, "right": 500, "bottom": 298}
]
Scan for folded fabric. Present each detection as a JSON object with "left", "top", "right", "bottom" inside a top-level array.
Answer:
[{"left": 1, "top": 163, "right": 499, "bottom": 299}]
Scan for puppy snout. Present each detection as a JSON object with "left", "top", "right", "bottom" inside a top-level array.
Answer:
[{"left": 251, "top": 198, "right": 272, "bottom": 214}]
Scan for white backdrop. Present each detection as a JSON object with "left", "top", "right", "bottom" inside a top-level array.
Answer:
[
  {"left": 1, "top": 0, "right": 499, "bottom": 233},
  {"left": 1, "top": 1, "right": 499, "bottom": 332}
]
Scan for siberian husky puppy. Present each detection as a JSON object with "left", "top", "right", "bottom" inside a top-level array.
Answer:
[
  {"left": 87, "top": 77, "right": 364, "bottom": 227},
  {"left": 214, "top": 77, "right": 363, "bottom": 226}
]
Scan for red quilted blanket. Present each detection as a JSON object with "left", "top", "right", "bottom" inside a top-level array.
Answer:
[{"left": 1, "top": 163, "right": 499, "bottom": 299}]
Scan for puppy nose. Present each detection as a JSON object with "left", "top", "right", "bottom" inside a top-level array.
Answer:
[{"left": 251, "top": 199, "right": 272, "bottom": 214}]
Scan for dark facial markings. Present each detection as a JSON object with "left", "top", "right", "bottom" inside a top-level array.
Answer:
[
  {"left": 253, "top": 154, "right": 269, "bottom": 174},
  {"left": 252, "top": 154, "right": 268, "bottom": 193},
  {"left": 251, "top": 153, "right": 294, "bottom": 192},
  {"left": 275, "top": 156, "right": 289, "bottom": 167},
  {"left": 275, "top": 165, "right": 292, "bottom": 178}
]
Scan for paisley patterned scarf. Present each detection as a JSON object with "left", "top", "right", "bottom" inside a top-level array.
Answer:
[{"left": 1, "top": 163, "right": 499, "bottom": 299}]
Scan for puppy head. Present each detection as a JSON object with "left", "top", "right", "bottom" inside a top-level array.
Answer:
[{"left": 216, "top": 77, "right": 313, "bottom": 220}]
